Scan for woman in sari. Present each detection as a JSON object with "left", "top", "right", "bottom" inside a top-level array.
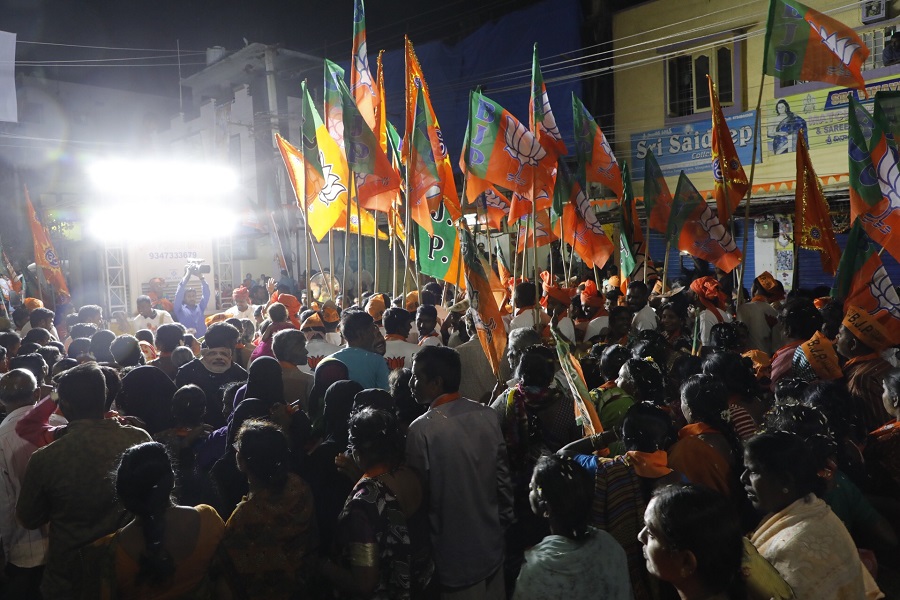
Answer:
[{"left": 743, "top": 432, "right": 883, "bottom": 599}]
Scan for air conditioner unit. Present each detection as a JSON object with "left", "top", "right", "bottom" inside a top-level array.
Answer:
[{"left": 755, "top": 220, "right": 778, "bottom": 238}]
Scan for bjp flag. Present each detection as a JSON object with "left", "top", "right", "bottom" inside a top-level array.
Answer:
[
  {"left": 709, "top": 75, "right": 749, "bottom": 223},
  {"left": 460, "top": 225, "right": 505, "bottom": 377},
  {"left": 26, "top": 189, "right": 69, "bottom": 300}
]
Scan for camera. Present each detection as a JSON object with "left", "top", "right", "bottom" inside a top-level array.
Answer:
[{"left": 187, "top": 259, "right": 212, "bottom": 274}]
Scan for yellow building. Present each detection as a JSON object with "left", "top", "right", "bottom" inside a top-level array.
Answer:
[{"left": 611, "top": 0, "right": 900, "bottom": 289}]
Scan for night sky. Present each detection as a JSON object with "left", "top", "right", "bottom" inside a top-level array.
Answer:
[{"left": 4, "top": 0, "right": 544, "bottom": 95}]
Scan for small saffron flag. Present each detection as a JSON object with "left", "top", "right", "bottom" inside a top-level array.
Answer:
[
  {"left": 642, "top": 149, "right": 675, "bottom": 239},
  {"left": 573, "top": 94, "right": 622, "bottom": 199},
  {"left": 26, "top": 189, "right": 69, "bottom": 300},
  {"left": 670, "top": 172, "right": 743, "bottom": 273},
  {"left": 460, "top": 225, "right": 506, "bottom": 377},
  {"left": 709, "top": 75, "right": 749, "bottom": 223},
  {"left": 552, "top": 161, "right": 614, "bottom": 269},
  {"left": 516, "top": 209, "right": 557, "bottom": 253},
  {"left": 795, "top": 133, "right": 840, "bottom": 275},
  {"left": 763, "top": 0, "right": 869, "bottom": 93},
  {"left": 350, "top": 0, "right": 377, "bottom": 130}
]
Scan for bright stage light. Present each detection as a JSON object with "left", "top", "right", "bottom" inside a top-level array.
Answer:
[
  {"left": 87, "top": 158, "right": 239, "bottom": 200},
  {"left": 87, "top": 204, "right": 239, "bottom": 243}
]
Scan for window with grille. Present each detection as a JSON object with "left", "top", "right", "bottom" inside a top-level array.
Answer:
[{"left": 666, "top": 43, "right": 734, "bottom": 117}]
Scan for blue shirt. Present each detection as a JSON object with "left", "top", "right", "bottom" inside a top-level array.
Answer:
[
  {"left": 329, "top": 346, "right": 390, "bottom": 390},
  {"left": 174, "top": 277, "right": 211, "bottom": 336}
]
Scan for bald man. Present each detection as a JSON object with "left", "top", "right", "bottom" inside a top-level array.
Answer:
[{"left": 0, "top": 369, "right": 64, "bottom": 596}]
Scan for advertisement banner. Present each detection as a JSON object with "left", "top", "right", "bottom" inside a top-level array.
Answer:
[{"left": 630, "top": 110, "right": 759, "bottom": 180}]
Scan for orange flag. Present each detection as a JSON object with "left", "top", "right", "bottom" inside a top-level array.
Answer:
[
  {"left": 795, "top": 134, "right": 840, "bottom": 275},
  {"left": 405, "top": 38, "right": 461, "bottom": 222},
  {"left": 709, "top": 75, "right": 748, "bottom": 223},
  {"left": 26, "top": 188, "right": 69, "bottom": 300},
  {"left": 516, "top": 209, "right": 557, "bottom": 253},
  {"left": 460, "top": 226, "right": 506, "bottom": 377}
]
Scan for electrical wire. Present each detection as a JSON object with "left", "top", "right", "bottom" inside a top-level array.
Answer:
[{"left": 16, "top": 39, "right": 206, "bottom": 53}]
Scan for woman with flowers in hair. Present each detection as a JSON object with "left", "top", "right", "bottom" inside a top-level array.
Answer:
[
  {"left": 689, "top": 275, "right": 732, "bottom": 348},
  {"left": 668, "top": 374, "right": 746, "bottom": 500}
]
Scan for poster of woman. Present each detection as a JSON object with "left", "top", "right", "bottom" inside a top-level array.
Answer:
[{"left": 769, "top": 99, "right": 808, "bottom": 154}]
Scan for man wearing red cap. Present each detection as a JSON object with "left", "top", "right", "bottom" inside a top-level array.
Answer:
[
  {"left": 836, "top": 306, "right": 895, "bottom": 432},
  {"left": 580, "top": 281, "right": 609, "bottom": 342},
  {"left": 539, "top": 272, "right": 576, "bottom": 343},
  {"left": 224, "top": 286, "right": 256, "bottom": 320}
]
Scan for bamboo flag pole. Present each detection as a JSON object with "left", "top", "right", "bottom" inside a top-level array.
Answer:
[
  {"left": 356, "top": 199, "right": 363, "bottom": 300},
  {"left": 374, "top": 212, "right": 380, "bottom": 294},
  {"left": 391, "top": 210, "right": 398, "bottom": 299},
  {"left": 737, "top": 71, "right": 768, "bottom": 306},
  {"left": 303, "top": 193, "right": 312, "bottom": 305},
  {"left": 643, "top": 219, "right": 650, "bottom": 282},
  {"left": 661, "top": 241, "right": 672, "bottom": 294},
  {"left": 329, "top": 230, "right": 336, "bottom": 300}
]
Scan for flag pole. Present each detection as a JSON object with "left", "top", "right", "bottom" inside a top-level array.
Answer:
[
  {"left": 661, "top": 241, "right": 672, "bottom": 294},
  {"left": 356, "top": 199, "right": 363, "bottom": 301},
  {"left": 303, "top": 195, "right": 312, "bottom": 305},
  {"left": 342, "top": 206, "right": 351, "bottom": 305},
  {"left": 391, "top": 210, "right": 398, "bottom": 299},
  {"left": 374, "top": 213, "right": 380, "bottom": 293},
  {"left": 737, "top": 71, "right": 767, "bottom": 306},
  {"left": 643, "top": 218, "right": 650, "bottom": 282},
  {"left": 329, "top": 230, "right": 336, "bottom": 301}
]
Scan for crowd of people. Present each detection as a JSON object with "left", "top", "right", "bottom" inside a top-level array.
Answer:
[{"left": 0, "top": 261, "right": 897, "bottom": 600}]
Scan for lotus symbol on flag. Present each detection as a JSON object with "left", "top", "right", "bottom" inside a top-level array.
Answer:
[
  {"left": 575, "top": 187, "right": 604, "bottom": 235},
  {"left": 869, "top": 265, "right": 900, "bottom": 319},
  {"left": 875, "top": 145, "right": 900, "bottom": 213},
  {"left": 698, "top": 205, "right": 737, "bottom": 251},
  {"left": 809, "top": 21, "right": 860, "bottom": 66},
  {"left": 504, "top": 116, "right": 547, "bottom": 187},
  {"left": 318, "top": 154, "right": 346, "bottom": 206},
  {"left": 351, "top": 43, "right": 375, "bottom": 98},
  {"left": 483, "top": 189, "right": 509, "bottom": 212},
  {"left": 538, "top": 92, "right": 562, "bottom": 142},
  {"left": 595, "top": 134, "right": 618, "bottom": 181}
]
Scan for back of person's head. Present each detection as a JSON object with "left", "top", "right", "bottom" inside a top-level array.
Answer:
[
  {"left": 600, "top": 344, "right": 631, "bottom": 382},
  {"left": 352, "top": 389, "right": 395, "bottom": 414},
  {"left": 620, "top": 358, "right": 666, "bottom": 405},
  {"left": 225, "top": 317, "right": 242, "bottom": 331},
  {"left": 680, "top": 374, "right": 744, "bottom": 470},
  {"left": 90, "top": 329, "right": 116, "bottom": 362},
  {"left": 514, "top": 281, "right": 537, "bottom": 307},
  {"left": 154, "top": 323, "right": 184, "bottom": 353},
  {"left": 77, "top": 304, "right": 103, "bottom": 323},
  {"left": 246, "top": 356, "right": 284, "bottom": 407},
  {"left": 28, "top": 307, "right": 55, "bottom": 329},
  {"left": 9, "top": 353, "right": 48, "bottom": 386},
  {"left": 340, "top": 310, "right": 374, "bottom": 343},
  {"left": 171, "top": 384, "right": 206, "bottom": 427},
  {"left": 110, "top": 334, "right": 143, "bottom": 367},
  {"left": 36, "top": 345, "right": 61, "bottom": 371},
  {"left": 268, "top": 302, "right": 288, "bottom": 323},
  {"left": 69, "top": 322, "right": 98, "bottom": 340},
  {"left": 52, "top": 357, "right": 77, "bottom": 378},
  {"left": 419, "top": 289, "right": 439, "bottom": 307},
  {"left": 745, "top": 431, "right": 824, "bottom": 498},
  {"left": 0, "top": 330, "right": 21, "bottom": 354},
  {"left": 170, "top": 347, "right": 194, "bottom": 369},
  {"left": 272, "top": 329, "right": 306, "bottom": 365},
  {"left": 11, "top": 307, "right": 29, "bottom": 329},
  {"left": 413, "top": 346, "right": 461, "bottom": 393},
  {"left": 57, "top": 362, "right": 107, "bottom": 419},
  {"left": 0, "top": 368, "right": 38, "bottom": 408},
  {"left": 416, "top": 304, "right": 437, "bottom": 320},
  {"left": 649, "top": 484, "right": 743, "bottom": 595},
  {"left": 115, "top": 442, "right": 176, "bottom": 585},
  {"left": 579, "top": 355, "right": 604, "bottom": 390},
  {"left": 118, "top": 366, "right": 175, "bottom": 433},
  {"left": 17, "top": 342, "right": 42, "bottom": 356},
  {"left": 709, "top": 322, "right": 740, "bottom": 351},
  {"left": 235, "top": 419, "right": 290, "bottom": 492},
  {"left": 773, "top": 376, "right": 808, "bottom": 404},
  {"left": 67, "top": 337, "right": 92, "bottom": 360},
  {"left": 702, "top": 351, "right": 757, "bottom": 398},
  {"left": 134, "top": 329, "right": 154, "bottom": 345},
  {"left": 100, "top": 365, "right": 123, "bottom": 411},
  {"left": 22, "top": 327, "right": 51, "bottom": 347},
  {"left": 780, "top": 297, "right": 823, "bottom": 339},
  {"left": 622, "top": 401, "right": 676, "bottom": 452},
  {"left": 204, "top": 322, "right": 240, "bottom": 350},
  {"left": 389, "top": 367, "right": 424, "bottom": 427},
  {"left": 630, "top": 334, "right": 670, "bottom": 372},
  {"left": 508, "top": 327, "right": 542, "bottom": 355},
  {"left": 531, "top": 455, "right": 594, "bottom": 540},
  {"left": 383, "top": 307, "right": 412, "bottom": 335},
  {"left": 517, "top": 344, "right": 556, "bottom": 388},
  {"left": 348, "top": 407, "right": 403, "bottom": 469}
]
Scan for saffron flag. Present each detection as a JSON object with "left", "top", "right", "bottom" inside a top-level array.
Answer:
[
  {"left": 848, "top": 95, "right": 900, "bottom": 263},
  {"left": 643, "top": 149, "right": 675, "bottom": 239},
  {"left": 530, "top": 43, "right": 567, "bottom": 157},
  {"left": 280, "top": 82, "right": 349, "bottom": 242},
  {"left": 2, "top": 250, "right": 21, "bottom": 294},
  {"left": 26, "top": 190, "right": 69, "bottom": 300},
  {"left": 552, "top": 161, "right": 614, "bottom": 269},
  {"left": 795, "top": 133, "right": 840, "bottom": 275},
  {"left": 763, "top": 0, "right": 869, "bottom": 93},
  {"left": 405, "top": 38, "right": 461, "bottom": 222},
  {"left": 516, "top": 209, "right": 557, "bottom": 253},
  {"left": 496, "top": 239, "right": 512, "bottom": 283},
  {"left": 333, "top": 203, "right": 389, "bottom": 240},
  {"left": 573, "top": 94, "right": 622, "bottom": 199},
  {"left": 464, "top": 91, "right": 553, "bottom": 224},
  {"left": 619, "top": 161, "right": 643, "bottom": 278},
  {"left": 417, "top": 200, "right": 463, "bottom": 287},
  {"left": 551, "top": 323, "right": 604, "bottom": 438},
  {"left": 709, "top": 75, "right": 749, "bottom": 223},
  {"left": 325, "top": 60, "right": 400, "bottom": 213},
  {"left": 671, "top": 172, "right": 742, "bottom": 273},
  {"left": 475, "top": 186, "right": 511, "bottom": 231},
  {"left": 350, "top": 0, "right": 377, "bottom": 130},
  {"left": 833, "top": 219, "right": 900, "bottom": 340},
  {"left": 460, "top": 226, "right": 506, "bottom": 377}
]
